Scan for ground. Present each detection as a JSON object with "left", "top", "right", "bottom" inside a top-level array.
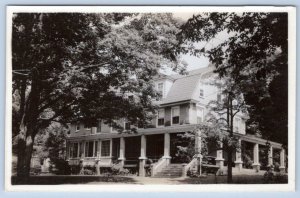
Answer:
[{"left": 11, "top": 174, "right": 288, "bottom": 185}]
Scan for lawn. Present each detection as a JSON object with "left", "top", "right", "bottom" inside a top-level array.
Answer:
[{"left": 11, "top": 174, "right": 288, "bottom": 185}]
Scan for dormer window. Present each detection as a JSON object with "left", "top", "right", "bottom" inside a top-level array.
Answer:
[
  {"left": 157, "top": 109, "right": 165, "bottom": 126},
  {"left": 157, "top": 82, "right": 164, "bottom": 100},
  {"left": 200, "top": 89, "right": 204, "bottom": 98},
  {"left": 171, "top": 106, "right": 180, "bottom": 125}
]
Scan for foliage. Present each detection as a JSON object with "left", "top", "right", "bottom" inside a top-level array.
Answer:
[
  {"left": 178, "top": 12, "right": 288, "bottom": 146},
  {"left": 12, "top": 13, "right": 186, "bottom": 177}
]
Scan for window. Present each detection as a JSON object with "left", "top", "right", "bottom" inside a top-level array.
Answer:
[
  {"left": 217, "top": 94, "right": 222, "bottom": 102},
  {"left": 200, "top": 89, "right": 204, "bottom": 98},
  {"left": 97, "top": 120, "right": 102, "bottom": 133},
  {"left": 157, "top": 109, "right": 165, "bottom": 126},
  {"left": 85, "top": 141, "right": 95, "bottom": 157},
  {"left": 157, "top": 82, "right": 164, "bottom": 100},
  {"left": 234, "top": 117, "right": 241, "bottom": 132},
  {"left": 125, "top": 122, "right": 131, "bottom": 130},
  {"left": 101, "top": 140, "right": 111, "bottom": 157},
  {"left": 71, "top": 142, "right": 79, "bottom": 158},
  {"left": 197, "top": 107, "right": 204, "bottom": 123},
  {"left": 94, "top": 141, "right": 99, "bottom": 157},
  {"left": 75, "top": 123, "right": 80, "bottom": 132},
  {"left": 171, "top": 107, "right": 180, "bottom": 125}
]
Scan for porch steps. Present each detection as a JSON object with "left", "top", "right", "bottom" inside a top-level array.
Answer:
[{"left": 152, "top": 164, "right": 183, "bottom": 178}]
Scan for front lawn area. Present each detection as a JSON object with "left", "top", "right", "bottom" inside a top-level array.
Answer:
[{"left": 11, "top": 174, "right": 288, "bottom": 185}]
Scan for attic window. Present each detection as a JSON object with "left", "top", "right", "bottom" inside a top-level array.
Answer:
[
  {"left": 157, "top": 82, "right": 164, "bottom": 100},
  {"left": 200, "top": 89, "right": 204, "bottom": 98}
]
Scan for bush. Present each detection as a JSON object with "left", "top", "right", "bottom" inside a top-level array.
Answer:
[{"left": 50, "top": 159, "right": 71, "bottom": 175}]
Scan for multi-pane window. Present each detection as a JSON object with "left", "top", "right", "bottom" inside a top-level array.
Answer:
[
  {"left": 94, "top": 141, "right": 99, "bottom": 157},
  {"left": 234, "top": 117, "right": 241, "bottom": 132},
  {"left": 85, "top": 141, "right": 94, "bottom": 157},
  {"left": 197, "top": 107, "right": 204, "bottom": 124},
  {"left": 172, "top": 107, "right": 180, "bottom": 125},
  {"left": 200, "top": 89, "right": 204, "bottom": 98},
  {"left": 101, "top": 140, "right": 111, "bottom": 157},
  {"left": 157, "top": 82, "right": 164, "bottom": 100},
  {"left": 70, "top": 142, "right": 79, "bottom": 158},
  {"left": 97, "top": 120, "right": 102, "bottom": 133},
  {"left": 157, "top": 109, "right": 165, "bottom": 126}
]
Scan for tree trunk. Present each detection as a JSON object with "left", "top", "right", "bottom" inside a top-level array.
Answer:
[
  {"left": 227, "top": 147, "right": 233, "bottom": 183},
  {"left": 16, "top": 67, "right": 40, "bottom": 179}
]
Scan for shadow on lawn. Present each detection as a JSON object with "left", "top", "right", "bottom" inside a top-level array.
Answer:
[
  {"left": 11, "top": 175, "right": 137, "bottom": 185},
  {"left": 177, "top": 175, "right": 288, "bottom": 184}
]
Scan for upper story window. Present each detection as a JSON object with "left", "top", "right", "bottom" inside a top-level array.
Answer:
[
  {"left": 125, "top": 122, "right": 131, "bottom": 130},
  {"left": 157, "top": 109, "right": 165, "bottom": 126},
  {"left": 171, "top": 106, "right": 180, "bottom": 125},
  {"left": 96, "top": 120, "right": 102, "bottom": 133},
  {"left": 234, "top": 117, "right": 241, "bottom": 132},
  {"left": 157, "top": 82, "right": 164, "bottom": 100},
  {"left": 199, "top": 89, "right": 204, "bottom": 98},
  {"left": 75, "top": 123, "right": 80, "bottom": 132},
  {"left": 197, "top": 107, "right": 204, "bottom": 124},
  {"left": 101, "top": 140, "right": 111, "bottom": 157}
]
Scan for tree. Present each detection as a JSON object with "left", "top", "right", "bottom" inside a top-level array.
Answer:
[
  {"left": 12, "top": 13, "right": 186, "bottom": 177},
  {"left": 178, "top": 12, "right": 288, "bottom": 146}
]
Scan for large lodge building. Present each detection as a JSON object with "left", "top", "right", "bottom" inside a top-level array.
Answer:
[{"left": 66, "top": 66, "right": 286, "bottom": 177}]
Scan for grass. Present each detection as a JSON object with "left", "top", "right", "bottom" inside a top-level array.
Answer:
[{"left": 11, "top": 174, "right": 288, "bottom": 185}]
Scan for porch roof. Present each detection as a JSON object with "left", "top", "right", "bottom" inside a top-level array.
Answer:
[
  {"left": 67, "top": 124, "right": 199, "bottom": 141},
  {"left": 67, "top": 124, "right": 283, "bottom": 149}
]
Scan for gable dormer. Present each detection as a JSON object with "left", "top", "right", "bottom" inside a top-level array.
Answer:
[{"left": 154, "top": 73, "right": 175, "bottom": 100}]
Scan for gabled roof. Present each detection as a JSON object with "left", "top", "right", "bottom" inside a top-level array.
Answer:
[{"left": 161, "top": 66, "right": 214, "bottom": 105}]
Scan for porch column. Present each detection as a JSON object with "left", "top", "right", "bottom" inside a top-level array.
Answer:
[
  {"left": 139, "top": 135, "right": 147, "bottom": 177},
  {"left": 234, "top": 139, "right": 243, "bottom": 172},
  {"left": 252, "top": 143, "right": 260, "bottom": 172},
  {"left": 195, "top": 129, "right": 202, "bottom": 175},
  {"left": 279, "top": 148, "right": 286, "bottom": 173},
  {"left": 268, "top": 145, "right": 273, "bottom": 167},
  {"left": 162, "top": 133, "right": 171, "bottom": 165},
  {"left": 215, "top": 142, "right": 224, "bottom": 169},
  {"left": 118, "top": 137, "right": 126, "bottom": 166}
]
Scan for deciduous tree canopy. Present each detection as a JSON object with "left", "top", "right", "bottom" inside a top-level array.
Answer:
[{"left": 178, "top": 12, "right": 288, "bottom": 146}]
